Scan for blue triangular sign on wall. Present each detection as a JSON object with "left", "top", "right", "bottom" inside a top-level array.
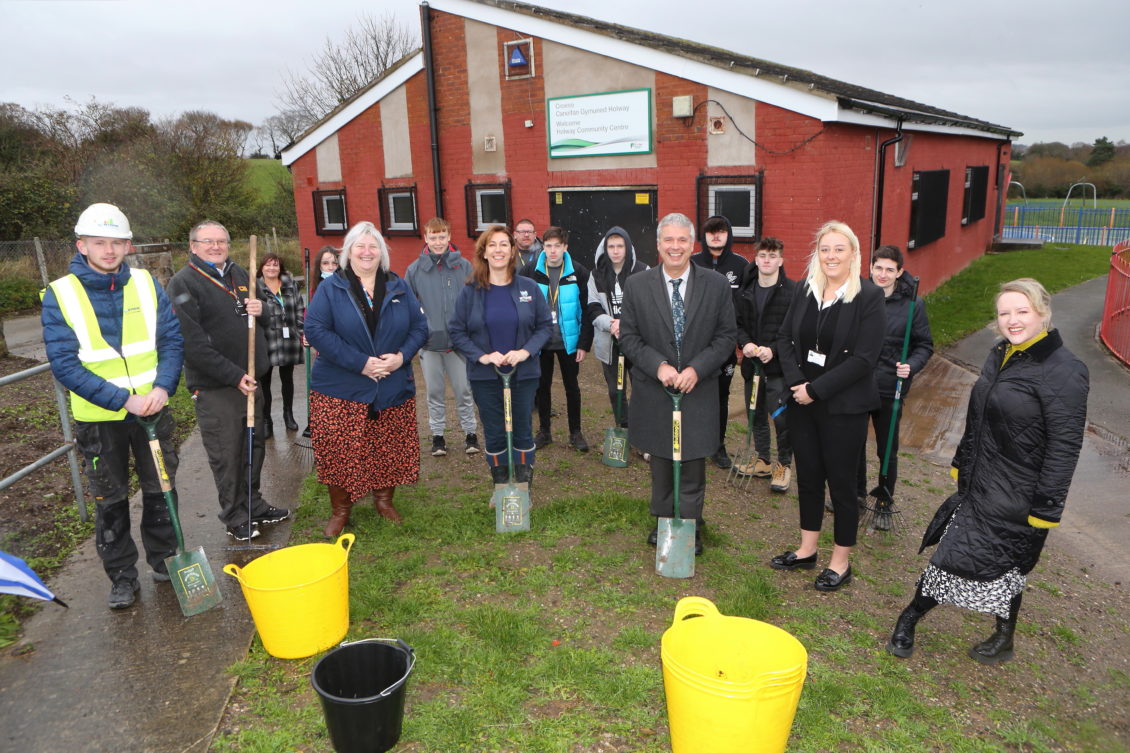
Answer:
[{"left": 508, "top": 46, "right": 528, "bottom": 67}]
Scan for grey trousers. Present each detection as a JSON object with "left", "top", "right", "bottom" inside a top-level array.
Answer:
[
  {"left": 649, "top": 455, "right": 706, "bottom": 521},
  {"left": 193, "top": 385, "right": 272, "bottom": 528},
  {"left": 420, "top": 349, "right": 477, "bottom": 436}
]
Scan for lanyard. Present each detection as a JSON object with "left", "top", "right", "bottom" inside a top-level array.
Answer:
[
  {"left": 192, "top": 263, "right": 239, "bottom": 301},
  {"left": 813, "top": 296, "right": 839, "bottom": 354}
]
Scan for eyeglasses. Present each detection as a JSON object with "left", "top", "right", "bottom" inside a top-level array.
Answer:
[
  {"left": 515, "top": 229, "right": 536, "bottom": 235},
  {"left": 192, "top": 238, "right": 230, "bottom": 247}
]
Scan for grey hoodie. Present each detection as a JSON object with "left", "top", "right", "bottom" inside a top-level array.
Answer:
[
  {"left": 585, "top": 226, "right": 648, "bottom": 364},
  {"left": 405, "top": 245, "right": 473, "bottom": 351}
]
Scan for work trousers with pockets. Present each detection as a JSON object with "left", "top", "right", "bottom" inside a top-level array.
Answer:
[
  {"left": 536, "top": 348, "right": 582, "bottom": 434},
  {"left": 857, "top": 396, "right": 900, "bottom": 497},
  {"left": 471, "top": 376, "right": 538, "bottom": 469},
  {"left": 74, "top": 408, "right": 178, "bottom": 583},
  {"left": 745, "top": 372, "right": 793, "bottom": 466},
  {"left": 193, "top": 385, "right": 272, "bottom": 528},
  {"left": 789, "top": 400, "right": 868, "bottom": 548},
  {"left": 649, "top": 456, "right": 707, "bottom": 521},
  {"left": 420, "top": 349, "right": 478, "bottom": 436}
]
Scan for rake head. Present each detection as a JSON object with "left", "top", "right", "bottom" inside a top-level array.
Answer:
[
  {"left": 860, "top": 495, "right": 905, "bottom": 536},
  {"left": 727, "top": 446, "right": 758, "bottom": 489}
]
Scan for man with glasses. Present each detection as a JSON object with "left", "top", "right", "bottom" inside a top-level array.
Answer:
[
  {"left": 733, "top": 237, "right": 796, "bottom": 492},
  {"left": 166, "top": 221, "right": 289, "bottom": 541},
  {"left": 513, "top": 219, "right": 543, "bottom": 267}
]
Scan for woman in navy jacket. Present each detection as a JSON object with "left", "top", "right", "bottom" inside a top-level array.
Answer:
[
  {"left": 770, "top": 221, "right": 885, "bottom": 592},
  {"left": 305, "top": 221, "right": 428, "bottom": 536},
  {"left": 449, "top": 225, "right": 552, "bottom": 488}
]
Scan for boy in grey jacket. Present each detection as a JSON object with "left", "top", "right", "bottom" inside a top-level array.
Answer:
[{"left": 405, "top": 217, "right": 479, "bottom": 456}]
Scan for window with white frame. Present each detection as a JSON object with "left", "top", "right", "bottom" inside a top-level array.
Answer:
[
  {"left": 696, "top": 174, "right": 763, "bottom": 242},
  {"left": 464, "top": 182, "right": 511, "bottom": 236},
  {"left": 313, "top": 189, "right": 347, "bottom": 235},
  {"left": 379, "top": 186, "right": 418, "bottom": 235}
]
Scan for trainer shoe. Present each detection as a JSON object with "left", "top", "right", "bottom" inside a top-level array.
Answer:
[
  {"left": 252, "top": 505, "right": 290, "bottom": 525},
  {"left": 569, "top": 430, "right": 590, "bottom": 453},
  {"left": 711, "top": 446, "right": 732, "bottom": 469},
  {"left": 431, "top": 435, "right": 447, "bottom": 457},
  {"left": 770, "top": 462, "right": 792, "bottom": 492},
  {"left": 108, "top": 578, "right": 140, "bottom": 609},
  {"left": 226, "top": 521, "right": 261, "bottom": 541},
  {"left": 464, "top": 433, "right": 481, "bottom": 455}
]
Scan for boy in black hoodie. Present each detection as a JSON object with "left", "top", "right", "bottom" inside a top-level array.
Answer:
[
  {"left": 691, "top": 215, "right": 747, "bottom": 469},
  {"left": 585, "top": 226, "right": 648, "bottom": 429}
]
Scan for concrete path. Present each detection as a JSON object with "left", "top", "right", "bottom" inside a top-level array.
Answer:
[{"left": 0, "top": 272, "right": 1127, "bottom": 751}]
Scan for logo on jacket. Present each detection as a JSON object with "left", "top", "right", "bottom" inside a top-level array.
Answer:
[
  {"left": 564, "top": 274, "right": 577, "bottom": 283},
  {"left": 519, "top": 290, "right": 532, "bottom": 303},
  {"left": 726, "top": 271, "right": 738, "bottom": 286}
]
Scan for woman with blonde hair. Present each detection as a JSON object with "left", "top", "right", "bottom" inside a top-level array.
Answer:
[
  {"left": 304, "top": 221, "right": 428, "bottom": 536},
  {"left": 769, "top": 221, "right": 885, "bottom": 591},
  {"left": 887, "top": 278, "right": 1088, "bottom": 663}
]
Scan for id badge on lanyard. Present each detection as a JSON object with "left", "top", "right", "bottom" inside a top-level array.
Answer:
[{"left": 806, "top": 349, "right": 826, "bottom": 367}]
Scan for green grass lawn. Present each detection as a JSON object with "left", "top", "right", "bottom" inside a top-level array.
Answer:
[
  {"left": 245, "top": 158, "right": 290, "bottom": 202},
  {"left": 924, "top": 243, "right": 1114, "bottom": 349}
]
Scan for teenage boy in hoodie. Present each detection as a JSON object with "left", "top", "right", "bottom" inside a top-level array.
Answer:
[
  {"left": 521, "top": 226, "right": 594, "bottom": 452},
  {"left": 406, "top": 217, "right": 480, "bottom": 457},
  {"left": 691, "top": 215, "right": 747, "bottom": 469},
  {"left": 42, "top": 203, "right": 184, "bottom": 609},
  {"left": 586, "top": 226, "right": 648, "bottom": 429},
  {"left": 733, "top": 237, "right": 796, "bottom": 492}
]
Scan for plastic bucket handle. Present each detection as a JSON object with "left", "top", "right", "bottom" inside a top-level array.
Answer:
[
  {"left": 222, "top": 533, "right": 355, "bottom": 584},
  {"left": 334, "top": 638, "right": 416, "bottom": 700},
  {"left": 671, "top": 596, "right": 720, "bottom": 626}
]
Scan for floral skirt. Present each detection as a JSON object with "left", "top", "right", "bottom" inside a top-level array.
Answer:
[{"left": 310, "top": 391, "right": 419, "bottom": 501}]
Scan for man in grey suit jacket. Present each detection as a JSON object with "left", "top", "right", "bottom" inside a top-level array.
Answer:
[{"left": 619, "top": 213, "right": 738, "bottom": 554}]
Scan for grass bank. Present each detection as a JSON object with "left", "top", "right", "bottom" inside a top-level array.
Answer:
[{"left": 924, "top": 243, "right": 1113, "bottom": 349}]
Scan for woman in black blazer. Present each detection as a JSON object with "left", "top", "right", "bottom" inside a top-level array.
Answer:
[{"left": 769, "top": 221, "right": 885, "bottom": 591}]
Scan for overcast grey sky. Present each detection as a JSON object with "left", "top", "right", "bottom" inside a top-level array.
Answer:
[{"left": 2, "top": 0, "right": 1126, "bottom": 146}]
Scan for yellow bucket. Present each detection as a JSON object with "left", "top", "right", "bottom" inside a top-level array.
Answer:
[
  {"left": 224, "top": 533, "right": 355, "bottom": 659},
  {"left": 661, "top": 596, "right": 807, "bottom": 753}
]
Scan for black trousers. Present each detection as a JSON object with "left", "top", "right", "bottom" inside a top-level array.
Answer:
[
  {"left": 858, "top": 396, "right": 900, "bottom": 497},
  {"left": 537, "top": 348, "right": 582, "bottom": 433},
  {"left": 649, "top": 455, "right": 706, "bottom": 521},
  {"left": 790, "top": 400, "right": 868, "bottom": 547},
  {"left": 600, "top": 357, "right": 632, "bottom": 428},
  {"left": 261, "top": 364, "right": 296, "bottom": 416},
  {"left": 194, "top": 385, "right": 272, "bottom": 528},
  {"left": 715, "top": 353, "right": 737, "bottom": 446}
]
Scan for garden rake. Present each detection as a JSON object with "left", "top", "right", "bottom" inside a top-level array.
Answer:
[{"left": 727, "top": 358, "right": 761, "bottom": 489}]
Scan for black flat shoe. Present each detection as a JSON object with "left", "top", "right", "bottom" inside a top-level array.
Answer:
[
  {"left": 769, "top": 551, "right": 817, "bottom": 570},
  {"left": 647, "top": 526, "right": 658, "bottom": 546},
  {"left": 814, "top": 566, "right": 852, "bottom": 591}
]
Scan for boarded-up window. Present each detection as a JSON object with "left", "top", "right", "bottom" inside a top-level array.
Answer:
[
  {"left": 962, "top": 165, "right": 989, "bottom": 226},
  {"left": 908, "top": 170, "right": 949, "bottom": 249}
]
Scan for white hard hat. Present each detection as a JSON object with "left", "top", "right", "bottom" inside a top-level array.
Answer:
[{"left": 74, "top": 203, "right": 132, "bottom": 239}]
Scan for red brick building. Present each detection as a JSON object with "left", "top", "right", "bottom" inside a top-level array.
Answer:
[{"left": 282, "top": 0, "right": 1019, "bottom": 293}]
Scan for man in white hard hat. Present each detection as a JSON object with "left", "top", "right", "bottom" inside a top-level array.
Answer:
[
  {"left": 165, "top": 221, "right": 289, "bottom": 542},
  {"left": 41, "top": 203, "right": 185, "bottom": 609}
]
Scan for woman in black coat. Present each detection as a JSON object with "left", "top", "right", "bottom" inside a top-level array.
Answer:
[
  {"left": 887, "top": 278, "right": 1088, "bottom": 664},
  {"left": 769, "top": 221, "right": 885, "bottom": 591}
]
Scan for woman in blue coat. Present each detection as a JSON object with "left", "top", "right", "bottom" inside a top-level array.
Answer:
[
  {"left": 449, "top": 225, "right": 552, "bottom": 489},
  {"left": 305, "top": 221, "right": 428, "bottom": 536}
]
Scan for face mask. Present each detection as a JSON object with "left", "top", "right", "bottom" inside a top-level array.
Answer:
[{"left": 321, "top": 270, "right": 335, "bottom": 279}]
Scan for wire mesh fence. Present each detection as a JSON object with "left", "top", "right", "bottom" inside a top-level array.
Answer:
[{"left": 1002, "top": 204, "right": 1130, "bottom": 246}]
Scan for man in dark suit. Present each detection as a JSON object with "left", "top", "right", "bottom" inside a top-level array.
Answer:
[{"left": 619, "top": 212, "right": 738, "bottom": 555}]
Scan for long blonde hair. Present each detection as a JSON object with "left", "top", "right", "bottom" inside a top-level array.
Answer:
[{"left": 804, "top": 220, "right": 862, "bottom": 303}]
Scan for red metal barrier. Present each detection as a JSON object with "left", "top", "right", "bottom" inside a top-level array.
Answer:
[{"left": 1100, "top": 241, "right": 1130, "bottom": 366}]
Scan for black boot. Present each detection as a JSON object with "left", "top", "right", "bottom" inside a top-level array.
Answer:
[
  {"left": 262, "top": 418, "right": 274, "bottom": 440},
  {"left": 887, "top": 586, "right": 937, "bottom": 658},
  {"left": 490, "top": 465, "right": 510, "bottom": 485},
  {"left": 969, "top": 594, "right": 1022, "bottom": 665},
  {"left": 515, "top": 464, "right": 534, "bottom": 488},
  {"left": 283, "top": 408, "right": 299, "bottom": 431}
]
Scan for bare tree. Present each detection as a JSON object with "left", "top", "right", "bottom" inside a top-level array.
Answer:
[
  {"left": 276, "top": 12, "right": 417, "bottom": 131},
  {"left": 256, "top": 110, "right": 309, "bottom": 157}
]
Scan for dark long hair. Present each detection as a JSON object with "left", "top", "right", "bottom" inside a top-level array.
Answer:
[{"left": 471, "top": 225, "right": 517, "bottom": 289}]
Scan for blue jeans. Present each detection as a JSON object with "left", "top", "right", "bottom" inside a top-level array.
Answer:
[{"left": 471, "top": 376, "right": 538, "bottom": 468}]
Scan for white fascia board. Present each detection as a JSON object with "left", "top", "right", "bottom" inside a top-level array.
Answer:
[
  {"left": 281, "top": 52, "right": 425, "bottom": 167},
  {"left": 834, "top": 108, "right": 1009, "bottom": 140},
  {"left": 429, "top": 0, "right": 838, "bottom": 120}
]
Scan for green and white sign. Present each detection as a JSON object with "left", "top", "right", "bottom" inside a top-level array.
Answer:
[{"left": 547, "top": 88, "right": 652, "bottom": 158}]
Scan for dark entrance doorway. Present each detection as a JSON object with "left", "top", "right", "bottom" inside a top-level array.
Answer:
[{"left": 547, "top": 187, "right": 658, "bottom": 270}]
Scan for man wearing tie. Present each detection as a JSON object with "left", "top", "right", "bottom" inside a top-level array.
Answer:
[{"left": 619, "top": 213, "right": 737, "bottom": 555}]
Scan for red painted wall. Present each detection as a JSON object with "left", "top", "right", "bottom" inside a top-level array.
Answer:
[{"left": 290, "top": 7, "right": 1010, "bottom": 289}]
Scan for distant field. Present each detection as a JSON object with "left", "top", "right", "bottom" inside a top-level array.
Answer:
[{"left": 246, "top": 158, "right": 290, "bottom": 201}]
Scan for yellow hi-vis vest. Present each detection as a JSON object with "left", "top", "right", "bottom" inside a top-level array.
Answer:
[{"left": 47, "top": 267, "right": 160, "bottom": 422}]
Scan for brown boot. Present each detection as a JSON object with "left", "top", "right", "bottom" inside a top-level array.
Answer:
[
  {"left": 324, "top": 485, "right": 353, "bottom": 538},
  {"left": 373, "top": 486, "right": 402, "bottom": 524}
]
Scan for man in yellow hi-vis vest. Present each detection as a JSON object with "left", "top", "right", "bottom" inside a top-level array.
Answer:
[{"left": 41, "top": 203, "right": 185, "bottom": 610}]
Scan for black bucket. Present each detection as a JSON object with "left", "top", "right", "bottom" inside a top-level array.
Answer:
[{"left": 311, "top": 638, "right": 415, "bottom": 753}]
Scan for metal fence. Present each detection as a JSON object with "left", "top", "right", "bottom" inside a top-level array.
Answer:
[
  {"left": 1100, "top": 241, "right": 1130, "bottom": 367},
  {"left": 1002, "top": 204, "right": 1130, "bottom": 246}
]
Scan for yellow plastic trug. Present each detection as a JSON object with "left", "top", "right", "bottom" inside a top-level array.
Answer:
[
  {"left": 224, "top": 533, "right": 355, "bottom": 659},
  {"left": 661, "top": 596, "right": 807, "bottom": 753}
]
